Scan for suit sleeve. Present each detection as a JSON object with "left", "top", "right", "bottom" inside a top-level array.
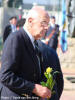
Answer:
[
  {"left": 38, "top": 41, "right": 64, "bottom": 98},
  {"left": 0, "top": 34, "right": 35, "bottom": 95},
  {"left": 45, "top": 47, "right": 64, "bottom": 99},
  {"left": 3, "top": 25, "right": 11, "bottom": 43},
  {"left": 54, "top": 53, "right": 64, "bottom": 99}
]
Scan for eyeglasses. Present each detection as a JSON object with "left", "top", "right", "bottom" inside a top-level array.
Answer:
[{"left": 40, "top": 21, "right": 49, "bottom": 27}]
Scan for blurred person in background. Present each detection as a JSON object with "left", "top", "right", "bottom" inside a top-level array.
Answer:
[
  {"left": 3, "top": 16, "right": 17, "bottom": 43},
  {"left": 16, "top": 18, "right": 26, "bottom": 30},
  {"left": 42, "top": 16, "right": 60, "bottom": 51}
]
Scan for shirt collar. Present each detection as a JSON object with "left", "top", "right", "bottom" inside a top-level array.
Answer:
[
  {"left": 11, "top": 24, "right": 16, "bottom": 32},
  {"left": 23, "top": 26, "right": 35, "bottom": 47},
  {"left": 50, "top": 23, "right": 55, "bottom": 28}
]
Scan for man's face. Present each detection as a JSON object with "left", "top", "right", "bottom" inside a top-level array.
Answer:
[
  {"left": 12, "top": 18, "right": 17, "bottom": 25},
  {"left": 51, "top": 18, "right": 55, "bottom": 24},
  {"left": 29, "top": 14, "right": 50, "bottom": 40}
]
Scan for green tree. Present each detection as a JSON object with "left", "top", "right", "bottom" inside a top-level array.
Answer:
[
  {"left": 8, "top": 0, "right": 14, "bottom": 7},
  {"left": 14, "top": 0, "right": 23, "bottom": 8},
  {"left": 2, "top": 0, "right": 23, "bottom": 8}
]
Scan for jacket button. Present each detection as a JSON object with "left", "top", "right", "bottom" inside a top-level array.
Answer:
[{"left": 34, "top": 73, "right": 36, "bottom": 77}]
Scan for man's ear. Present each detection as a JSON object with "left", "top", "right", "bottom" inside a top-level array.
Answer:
[{"left": 28, "top": 18, "right": 33, "bottom": 27}]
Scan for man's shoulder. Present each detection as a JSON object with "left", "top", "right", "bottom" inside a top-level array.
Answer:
[
  {"left": 11, "top": 28, "right": 25, "bottom": 37},
  {"left": 46, "top": 44, "right": 58, "bottom": 57},
  {"left": 38, "top": 40, "right": 57, "bottom": 56},
  {"left": 55, "top": 24, "right": 59, "bottom": 28},
  {"left": 5, "top": 24, "right": 11, "bottom": 28},
  {"left": 4, "top": 28, "right": 24, "bottom": 44},
  {"left": 4, "top": 24, "right": 11, "bottom": 31}
]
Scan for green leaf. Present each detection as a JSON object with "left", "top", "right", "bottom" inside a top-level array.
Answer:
[
  {"left": 44, "top": 72, "right": 48, "bottom": 79},
  {"left": 52, "top": 91, "right": 56, "bottom": 95},
  {"left": 53, "top": 71, "right": 60, "bottom": 76},
  {"left": 45, "top": 82, "right": 49, "bottom": 87},
  {"left": 40, "top": 82, "right": 46, "bottom": 87},
  {"left": 49, "top": 76, "right": 53, "bottom": 89},
  {"left": 51, "top": 80, "right": 56, "bottom": 91}
]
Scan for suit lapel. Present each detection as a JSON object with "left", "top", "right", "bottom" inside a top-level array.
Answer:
[{"left": 20, "top": 28, "right": 40, "bottom": 73}]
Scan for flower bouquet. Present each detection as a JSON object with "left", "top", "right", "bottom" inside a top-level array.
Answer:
[{"left": 41, "top": 67, "right": 59, "bottom": 100}]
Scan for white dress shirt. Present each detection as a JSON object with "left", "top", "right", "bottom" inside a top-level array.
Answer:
[
  {"left": 23, "top": 27, "right": 41, "bottom": 74},
  {"left": 23, "top": 27, "right": 35, "bottom": 48}
]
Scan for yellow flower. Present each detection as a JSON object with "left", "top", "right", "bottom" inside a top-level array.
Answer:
[
  {"left": 41, "top": 66, "right": 59, "bottom": 98},
  {"left": 46, "top": 67, "right": 52, "bottom": 73}
]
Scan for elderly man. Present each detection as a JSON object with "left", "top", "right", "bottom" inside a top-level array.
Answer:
[
  {"left": 0, "top": 6, "right": 63, "bottom": 100},
  {"left": 0, "top": 6, "right": 51, "bottom": 100}
]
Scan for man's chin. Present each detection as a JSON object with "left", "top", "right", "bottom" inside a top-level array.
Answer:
[
  {"left": 41, "top": 33, "right": 45, "bottom": 37},
  {"left": 34, "top": 33, "right": 45, "bottom": 40}
]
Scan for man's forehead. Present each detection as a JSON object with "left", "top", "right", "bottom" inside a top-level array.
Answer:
[
  {"left": 27, "top": 6, "right": 49, "bottom": 23},
  {"left": 32, "top": 6, "right": 49, "bottom": 17},
  {"left": 32, "top": 6, "right": 45, "bottom": 12},
  {"left": 39, "top": 14, "right": 50, "bottom": 21}
]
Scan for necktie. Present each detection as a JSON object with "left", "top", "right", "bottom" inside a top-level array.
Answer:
[
  {"left": 34, "top": 41, "right": 46, "bottom": 100},
  {"left": 34, "top": 40, "right": 42, "bottom": 74}
]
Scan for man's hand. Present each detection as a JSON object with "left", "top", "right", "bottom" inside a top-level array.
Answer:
[{"left": 32, "top": 84, "right": 51, "bottom": 99}]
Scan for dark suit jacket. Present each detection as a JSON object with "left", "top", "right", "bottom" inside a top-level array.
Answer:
[
  {"left": 0, "top": 28, "right": 63, "bottom": 100},
  {"left": 0, "top": 28, "right": 43, "bottom": 100},
  {"left": 3, "top": 24, "right": 12, "bottom": 43},
  {"left": 38, "top": 40, "right": 64, "bottom": 100}
]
